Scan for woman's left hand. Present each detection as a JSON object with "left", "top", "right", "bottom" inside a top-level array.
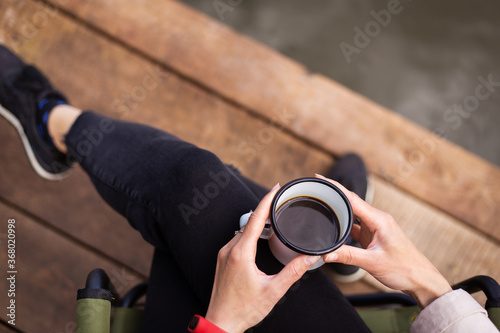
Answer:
[{"left": 205, "top": 184, "right": 320, "bottom": 333}]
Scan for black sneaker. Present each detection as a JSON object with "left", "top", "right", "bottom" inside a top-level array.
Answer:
[
  {"left": 326, "top": 153, "right": 374, "bottom": 283},
  {"left": 327, "top": 153, "right": 373, "bottom": 204},
  {"left": 0, "top": 45, "right": 72, "bottom": 180}
]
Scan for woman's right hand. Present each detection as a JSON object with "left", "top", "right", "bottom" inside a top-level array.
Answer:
[{"left": 316, "top": 174, "right": 452, "bottom": 308}]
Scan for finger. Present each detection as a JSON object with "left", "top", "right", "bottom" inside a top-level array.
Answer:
[
  {"left": 314, "top": 173, "right": 349, "bottom": 194},
  {"left": 228, "top": 229, "right": 245, "bottom": 246},
  {"left": 314, "top": 174, "right": 382, "bottom": 228},
  {"left": 240, "top": 183, "right": 280, "bottom": 247},
  {"left": 349, "top": 223, "right": 361, "bottom": 241},
  {"left": 323, "top": 244, "right": 370, "bottom": 269},
  {"left": 218, "top": 230, "right": 244, "bottom": 258},
  {"left": 271, "top": 255, "right": 320, "bottom": 295}
]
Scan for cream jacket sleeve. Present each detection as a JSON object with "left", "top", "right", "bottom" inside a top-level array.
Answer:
[{"left": 411, "top": 289, "right": 498, "bottom": 333}]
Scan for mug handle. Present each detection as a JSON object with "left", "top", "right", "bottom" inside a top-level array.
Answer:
[{"left": 239, "top": 212, "right": 272, "bottom": 240}]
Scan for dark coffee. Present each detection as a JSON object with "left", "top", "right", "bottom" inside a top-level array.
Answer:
[{"left": 275, "top": 196, "right": 340, "bottom": 252}]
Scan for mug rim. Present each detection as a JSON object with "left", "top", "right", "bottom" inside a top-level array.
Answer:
[{"left": 270, "top": 177, "right": 353, "bottom": 255}]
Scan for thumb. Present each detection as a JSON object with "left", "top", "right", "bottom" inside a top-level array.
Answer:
[
  {"left": 272, "top": 255, "right": 320, "bottom": 294},
  {"left": 324, "top": 245, "right": 369, "bottom": 268}
]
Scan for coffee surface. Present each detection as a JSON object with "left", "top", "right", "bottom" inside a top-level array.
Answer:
[{"left": 275, "top": 196, "right": 340, "bottom": 252}]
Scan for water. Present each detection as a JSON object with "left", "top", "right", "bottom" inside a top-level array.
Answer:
[{"left": 180, "top": 0, "right": 500, "bottom": 166}]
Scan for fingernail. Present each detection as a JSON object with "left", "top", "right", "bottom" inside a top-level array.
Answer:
[
  {"left": 306, "top": 255, "right": 321, "bottom": 266},
  {"left": 314, "top": 173, "right": 326, "bottom": 179},
  {"left": 327, "top": 253, "right": 338, "bottom": 262},
  {"left": 271, "top": 183, "right": 280, "bottom": 191}
]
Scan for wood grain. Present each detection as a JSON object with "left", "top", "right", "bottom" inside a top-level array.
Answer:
[
  {"left": 0, "top": 0, "right": 329, "bottom": 279},
  {"left": 0, "top": 323, "right": 17, "bottom": 333},
  {"left": 2, "top": 0, "right": 499, "bottom": 285},
  {"left": 0, "top": 2, "right": 498, "bottom": 331},
  {"left": 0, "top": 203, "right": 144, "bottom": 333},
  {"left": 363, "top": 178, "right": 500, "bottom": 294},
  {"left": 42, "top": 0, "right": 500, "bottom": 241},
  {"left": 0, "top": 124, "right": 153, "bottom": 276}
]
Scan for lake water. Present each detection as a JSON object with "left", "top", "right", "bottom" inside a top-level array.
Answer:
[{"left": 180, "top": 0, "right": 500, "bottom": 166}]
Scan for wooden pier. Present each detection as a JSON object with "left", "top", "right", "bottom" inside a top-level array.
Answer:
[{"left": 0, "top": 0, "right": 499, "bottom": 331}]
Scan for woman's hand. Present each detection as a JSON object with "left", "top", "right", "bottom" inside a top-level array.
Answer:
[
  {"left": 205, "top": 184, "right": 320, "bottom": 333},
  {"left": 316, "top": 174, "right": 452, "bottom": 309}
]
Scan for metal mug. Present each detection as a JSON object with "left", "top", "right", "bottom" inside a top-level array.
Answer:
[{"left": 239, "top": 177, "right": 353, "bottom": 270}]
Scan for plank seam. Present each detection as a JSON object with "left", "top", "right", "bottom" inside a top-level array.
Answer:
[
  {"left": 33, "top": 0, "right": 340, "bottom": 159},
  {"left": 0, "top": 196, "right": 148, "bottom": 280},
  {"left": 0, "top": 319, "right": 23, "bottom": 333},
  {"left": 372, "top": 179, "right": 500, "bottom": 246},
  {"left": 29, "top": 0, "right": 500, "bottom": 243}
]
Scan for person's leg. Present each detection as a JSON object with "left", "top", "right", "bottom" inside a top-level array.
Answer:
[
  {"left": 1, "top": 45, "right": 369, "bottom": 332},
  {"left": 62, "top": 110, "right": 264, "bottom": 301},
  {"left": 47, "top": 104, "right": 81, "bottom": 153},
  {"left": 141, "top": 248, "right": 205, "bottom": 332},
  {"left": 60, "top": 111, "right": 369, "bottom": 332},
  {"left": 0, "top": 46, "right": 73, "bottom": 180}
]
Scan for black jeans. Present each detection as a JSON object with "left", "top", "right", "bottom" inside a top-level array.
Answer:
[{"left": 65, "top": 112, "right": 370, "bottom": 332}]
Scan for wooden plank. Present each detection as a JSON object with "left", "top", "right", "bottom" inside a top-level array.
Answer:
[
  {"left": 0, "top": 2, "right": 155, "bottom": 277},
  {"left": 0, "top": 0, "right": 329, "bottom": 277},
  {"left": 363, "top": 179, "right": 500, "bottom": 306},
  {"left": 0, "top": 323, "right": 18, "bottom": 333},
  {"left": 372, "top": 179, "right": 500, "bottom": 286},
  {"left": 1, "top": 0, "right": 498, "bottom": 303},
  {"left": 0, "top": 127, "right": 153, "bottom": 277},
  {"left": 362, "top": 179, "right": 500, "bottom": 295},
  {"left": 42, "top": 0, "right": 500, "bottom": 241},
  {"left": 0, "top": 0, "right": 376, "bottom": 297},
  {"left": 0, "top": 203, "right": 144, "bottom": 333}
]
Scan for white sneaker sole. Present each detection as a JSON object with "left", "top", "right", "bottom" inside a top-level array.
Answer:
[
  {"left": 0, "top": 103, "right": 71, "bottom": 181},
  {"left": 364, "top": 175, "right": 375, "bottom": 205}
]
